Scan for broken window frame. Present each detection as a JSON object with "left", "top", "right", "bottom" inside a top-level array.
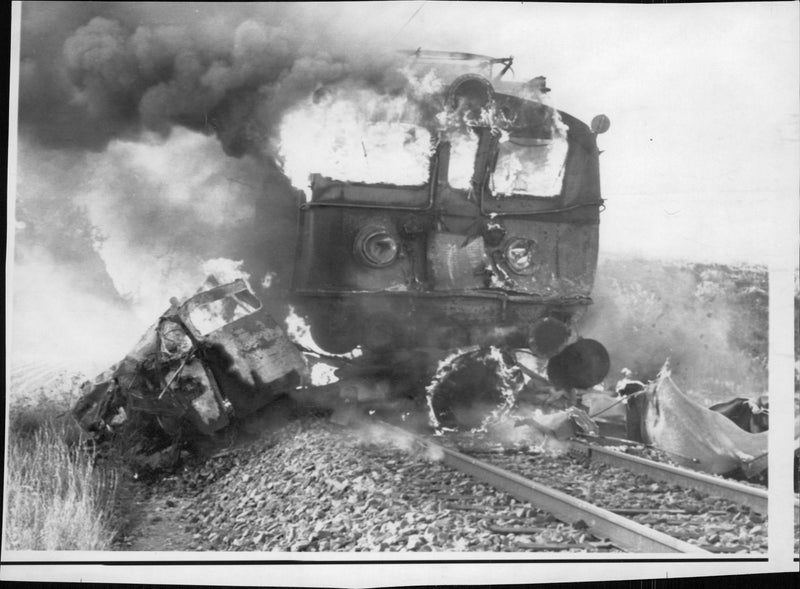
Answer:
[
  {"left": 174, "top": 279, "right": 264, "bottom": 341},
  {"left": 487, "top": 132, "right": 569, "bottom": 199},
  {"left": 478, "top": 99, "right": 571, "bottom": 202}
]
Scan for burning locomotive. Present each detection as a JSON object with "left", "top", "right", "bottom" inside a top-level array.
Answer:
[
  {"left": 291, "top": 51, "right": 611, "bottom": 391},
  {"left": 69, "top": 51, "right": 776, "bottom": 481}
]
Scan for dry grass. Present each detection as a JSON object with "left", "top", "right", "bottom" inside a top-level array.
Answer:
[{"left": 3, "top": 380, "right": 119, "bottom": 551}]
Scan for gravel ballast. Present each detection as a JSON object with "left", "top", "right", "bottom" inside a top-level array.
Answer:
[
  {"left": 437, "top": 433, "right": 768, "bottom": 553},
  {"left": 136, "top": 418, "right": 616, "bottom": 551}
]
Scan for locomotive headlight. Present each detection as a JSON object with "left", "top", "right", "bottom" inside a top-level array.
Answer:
[
  {"left": 504, "top": 238, "right": 536, "bottom": 274},
  {"left": 354, "top": 226, "right": 399, "bottom": 268}
]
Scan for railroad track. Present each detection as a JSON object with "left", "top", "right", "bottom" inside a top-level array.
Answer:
[
  {"left": 374, "top": 421, "right": 705, "bottom": 553},
  {"left": 567, "top": 437, "right": 773, "bottom": 517},
  {"left": 567, "top": 436, "right": 800, "bottom": 526},
  {"left": 372, "top": 420, "right": 769, "bottom": 553}
]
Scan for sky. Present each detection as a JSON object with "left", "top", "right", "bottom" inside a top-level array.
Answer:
[
  {"left": 380, "top": 2, "right": 799, "bottom": 265},
  {"left": 7, "top": 1, "right": 799, "bottom": 370}
]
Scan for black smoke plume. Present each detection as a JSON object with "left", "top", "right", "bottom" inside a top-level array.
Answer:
[
  {"left": 19, "top": 2, "right": 408, "bottom": 156},
  {"left": 13, "top": 2, "right": 412, "bottom": 367}
]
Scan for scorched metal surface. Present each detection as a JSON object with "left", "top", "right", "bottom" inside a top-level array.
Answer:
[
  {"left": 291, "top": 51, "right": 611, "bottom": 391},
  {"left": 72, "top": 279, "right": 306, "bottom": 440}
]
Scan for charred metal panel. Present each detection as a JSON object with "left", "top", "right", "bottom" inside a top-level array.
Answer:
[
  {"left": 555, "top": 223, "right": 598, "bottom": 297},
  {"left": 311, "top": 175, "right": 431, "bottom": 208},
  {"left": 436, "top": 188, "right": 482, "bottom": 218},
  {"left": 428, "top": 233, "right": 489, "bottom": 290},
  {"left": 560, "top": 129, "right": 600, "bottom": 209},
  {"left": 477, "top": 116, "right": 602, "bottom": 222},
  {"left": 466, "top": 219, "right": 599, "bottom": 298},
  {"left": 293, "top": 207, "right": 347, "bottom": 290},
  {"left": 294, "top": 208, "right": 416, "bottom": 292},
  {"left": 176, "top": 279, "right": 306, "bottom": 417},
  {"left": 168, "top": 360, "right": 229, "bottom": 435},
  {"left": 488, "top": 219, "right": 559, "bottom": 294},
  {"left": 201, "top": 313, "right": 306, "bottom": 415}
]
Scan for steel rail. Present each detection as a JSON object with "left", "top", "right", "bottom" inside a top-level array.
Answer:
[
  {"left": 376, "top": 421, "right": 707, "bottom": 553},
  {"left": 568, "top": 440, "right": 780, "bottom": 518}
]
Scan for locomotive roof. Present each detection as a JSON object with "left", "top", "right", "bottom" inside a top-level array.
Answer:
[{"left": 402, "top": 49, "right": 591, "bottom": 133}]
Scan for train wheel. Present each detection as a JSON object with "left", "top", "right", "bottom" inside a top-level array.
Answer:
[{"left": 428, "top": 347, "right": 523, "bottom": 430}]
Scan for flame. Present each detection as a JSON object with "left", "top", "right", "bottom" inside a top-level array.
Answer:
[
  {"left": 284, "top": 306, "right": 364, "bottom": 362},
  {"left": 491, "top": 131, "right": 569, "bottom": 197},
  {"left": 474, "top": 346, "right": 525, "bottom": 431},
  {"left": 277, "top": 85, "right": 436, "bottom": 197},
  {"left": 176, "top": 261, "right": 254, "bottom": 336},
  {"left": 187, "top": 291, "right": 255, "bottom": 337},
  {"left": 276, "top": 62, "right": 570, "bottom": 202},
  {"left": 284, "top": 305, "right": 324, "bottom": 352},
  {"left": 425, "top": 345, "right": 479, "bottom": 431},
  {"left": 200, "top": 258, "right": 250, "bottom": 286},
  {"left": 445, "top": 128, "right": 479, "bottom": 191},
  {"left": 425, "top": 345, "right": 523, "bottom": 432},
  {"left": 309, "top": 362, "right": 338, "bottom": 386},
  {"left": 261, "top": 271, "right": 276, "bottom": 289}
]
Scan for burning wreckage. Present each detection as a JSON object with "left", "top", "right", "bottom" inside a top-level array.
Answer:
[
  {"left": 72, "top": 278, "right": 307, "bottom": 467},
  {"left": 71, "top": 280, "right": 770, "bottom": 479},
  {"left": 72, "top": 51, "right": 770, "bottom": 479}
]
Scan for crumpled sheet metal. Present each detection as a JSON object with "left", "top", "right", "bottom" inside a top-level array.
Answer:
[
  {"left": 634, "top": 370, "right": 768, "bottom": 476},
  {"left": 72, "top": 279, "right": 305, "bottom": 439}
]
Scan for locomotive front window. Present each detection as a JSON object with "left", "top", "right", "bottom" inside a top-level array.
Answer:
[
  {"left": 313, "top": 122, "right": 433, "bottom": 187},
  {"left": 308, "top": 121, "right": 435, "bottom": 207},
  {"left": 490, "top": 133, "right": 569, "bottom": 198}
]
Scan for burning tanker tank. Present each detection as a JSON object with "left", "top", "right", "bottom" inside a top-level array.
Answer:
[{"left": 284, "top": 51, "right": 612, "bottom": 427}]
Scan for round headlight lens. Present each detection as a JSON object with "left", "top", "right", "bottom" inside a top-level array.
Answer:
[
  {"left": 355, "top": 227, "right": 399, "bottom": 268},
  {"left": 504, "top": 238, "right": 535, "bottom": 274}
]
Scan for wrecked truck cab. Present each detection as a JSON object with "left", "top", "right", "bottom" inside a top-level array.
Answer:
[
  {"left": 72, "top": 279, "right": 307, "bottom": 440},
  {"left": 175, "top": 279, "right": 307, "bottom": 417}
]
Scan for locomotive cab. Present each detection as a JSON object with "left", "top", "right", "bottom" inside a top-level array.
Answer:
[{"left": 292, "top": 56, "right": 610, "bottom": 389}]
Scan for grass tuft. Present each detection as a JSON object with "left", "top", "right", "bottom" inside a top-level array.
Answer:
[{"left": 3, "top": 376, "right": 119, "bottom": 551}]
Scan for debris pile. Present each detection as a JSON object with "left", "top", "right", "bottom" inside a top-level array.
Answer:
[
  {"left": 72, "top": 281, "right": 772, "bottom": 484},
  {"left": 72, "top": 278, "right": 306, "bottom": 470},
  {"left": 626, "top": 367, "right": 768, "bottom": 478}
]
